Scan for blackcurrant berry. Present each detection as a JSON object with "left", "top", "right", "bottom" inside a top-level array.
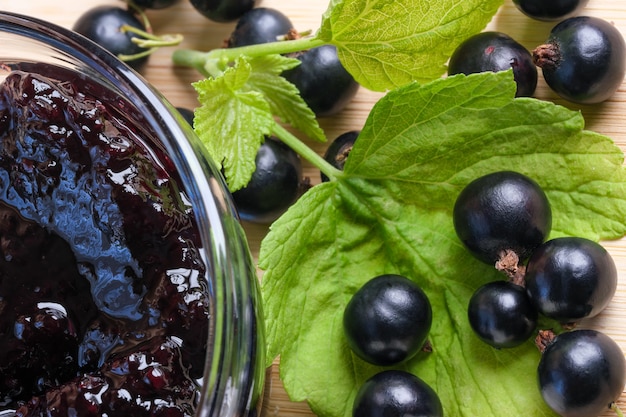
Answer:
[
  {"left": 189, "top": 0, "right": 255, "bottom": 23},
  {"left": 353, "top": 370, "right": 443, "bottom": 417},
  {"left": 320, "top": 130, "right": 359, "bottom": 182},
  {"left": 231, "top": 137, "right": 302, "bottom": 223},
  {"left": 533, "top": 16, "right": 626, "bottom": 104},
  {"left": 525, "top": 237, "right": 617, "bottom": 323},
  {"left": 283, "top": 45, "right": 360, "bottom": 117},
  {"left": 72, "top": 6, "right": 149, "bottom": 71},
  {"left": 467, "top": 281, "right": 538, "bottom": 348},
  {"left": 512, "top": 0, "right": 589, "bottom": 21},
  {"left": 227, "top": 7, "right": 293, "bottom": 47},
  {"left": 343, "top": 274, "right": 432, "bottom": 366},
  {"left": 538, "top": 329, "right": 626, "bottom": 417},
  {"left": 453, "top": 171, "right": 552, "bottom": 266},
  {"left": 447, "top": 31, "right": 538, "bottom": 97}
]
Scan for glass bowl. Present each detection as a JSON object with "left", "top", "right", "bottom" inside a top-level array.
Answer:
[{"left": 0, "top": 11, "right": 263, "bottom": 417}]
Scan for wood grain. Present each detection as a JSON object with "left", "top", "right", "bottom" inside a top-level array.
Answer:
[{"left": 7, "top": 1, "right": 626, "bottom": 416}]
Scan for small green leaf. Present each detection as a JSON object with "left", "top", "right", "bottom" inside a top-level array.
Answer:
[
  {"left": 318, "top": 0, "right": 504, "bottom": 91},
  {"left": 192, "top": 58, "right": 274, "bottom": 191},
  {"left": 247, "top": 55, "right": 326, "bottom": 142},
  {"left": 260, "top": 72, "right": 626, "bottom": 417}
]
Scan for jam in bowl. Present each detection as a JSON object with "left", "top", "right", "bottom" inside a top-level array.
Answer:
[{"left": 0, "top": 12, "right": 263, "bottom": 417}]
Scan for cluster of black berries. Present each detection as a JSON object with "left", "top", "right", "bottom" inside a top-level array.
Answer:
[
  {"left": 447, "top": 1, "right": 625, "bottom": 104},
  {"left": 70, "top": 2, "right": 361, "bottom": 224},
  {"left": 342, "top": 274, "right": 443, "bottom": 417},
  {"left": 454, "top": 170, "right": 625, "bottom": 417}
]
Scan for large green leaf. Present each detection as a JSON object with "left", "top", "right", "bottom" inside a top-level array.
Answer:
[
  {"left": 318, "top": 0, "right": 504, "bottom": 91},
  {"left": 260, "top": 72, "right": 626, "bottom": 417}
]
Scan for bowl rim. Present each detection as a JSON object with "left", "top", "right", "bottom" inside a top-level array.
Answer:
[{"left": 0, "top": 11, "right": 264, "bottom": 417}]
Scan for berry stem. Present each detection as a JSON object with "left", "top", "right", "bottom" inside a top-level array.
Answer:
[
  {"left": 612, "top": 402, "right": 624, "bottom": 417},
  {"left": 118, "top": 25, "right": 184, "bottom": 62},
  {"left": 535, "top": 329, "right": 556, "bottom": 353},
  {"left": 121, "top": 25, "right": 184, "bottom": 48},
  {"left": 532, "top": 43, "right": 561, "bottom": 70},
  {"left": 495, "top": 249, "right": 526, "bottom": 285},
  {"left": 272, "top": 122, "right": 343, "bottom": 182}
]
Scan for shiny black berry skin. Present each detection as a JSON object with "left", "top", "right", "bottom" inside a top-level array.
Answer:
[
  {"left": 353, "top": 370, "right": 443, "bottom": 417},
  {"left": 133, "top": 0, "right": 179, "bottom": 8},
  {"left": 231, "top": 137, "right": 302, "bottom": 223},
  {"left": 283, "top": 45, "right": 360, "bottom": 117},
  {"left": 320, "top": 130, "right": 359, "bottom": 182},
  {"left": 343, "top": 274, "right": 432, "bottom": 366},
  {"left": 73, "top": 6, "right": 149, "bottom": 72},
  {"left": 512, "top": 0, "right": 589, "bottom": 21},
  {"left": 453, "top": 171, "right": 552, "bottom": 265},
  {"left": 190, "top": 0, "right": 255, "bottom": 23},
  {"left": 525, "top": 237, "right": 617, "bottom": 323},
  {"left": 228, "top": 8, "right": 293, "bottom": 47},
  {"left": 448, "top": 31, "right": 537, "bottom": 97},
  {"left": 468, "top": 281, "right": 538, "bottom": 348},
  {"left": 538, "top": 330, "right": 626, "bottom": 417},
  {"left": 533, "top": 16, "right": 626, "bottom": 104}
]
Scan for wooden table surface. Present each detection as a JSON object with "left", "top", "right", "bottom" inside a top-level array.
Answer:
[{"left": 6, "top": 0, "right": 626, "bottom": 416}]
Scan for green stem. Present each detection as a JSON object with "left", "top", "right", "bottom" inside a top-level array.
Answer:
[
  {"left": 612, "top": 402, "right": 624, "bottom": 417},
  {"left": 118, "top": 25, "right": 184, "bottom": 62},
  {"left": 125, "top": 0, "right": 153, "bottom": 32},
  {"left": 118, "top": 48, "right": 158, "bottom": 62},
  {"left": 171, "top": 49, "right": 213, "bottom": 78},
  {"left": 211, "top": 36, "right": 326, "bottom": 60},
  {"left": 121, "top": 25, "right": 184, "bottom": 47},
  {"left": 172, "top": 36, "right": 327, "bottom": 77},
  {"left": 272, "top": 122, "right": 342, "bottom": 182}
]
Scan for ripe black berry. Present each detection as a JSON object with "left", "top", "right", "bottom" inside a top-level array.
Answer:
[
  {"left": 231, "top": 137, "right": 302, "bottom": 223},
  {"left": 533, "top": 16, "right": 626, "bottom": 104},
  {"left": 353, "top": 370, "right": 443, "bottom": 417},
  {"left": 453, "top": 171, "right": 552, "bottom": 266},
  {"left": 512, "top": 0, "right": 589, "bottom": 21},
  {"left": 343, "top": 274, "right": 432, "bottom": 366},
  {"left": 525, "top": 237, "right": 617, "bottom": 324},
  {"left": 189, "top": 0, "right": 255, "bottom": 23},
  {"left": 72, "top": 6, "right": 150, "bottom": 71},
  {"left": 283, "top": 45, "right": 360, "bottom": 117},
  {"left": 448, "top": 31, "right": 537, "bottom": 97},
  {"left": 227, "top": 7, "right": 293, "bottom": 47},
  {"left": 320, "top": 130, "right": 359, "bottom": 182},
  {"left": 538, "top": 329, "right": 625, "bottom": 417},
  {"left": 467, "top": 281, "right": 538, "bottom": 348}
]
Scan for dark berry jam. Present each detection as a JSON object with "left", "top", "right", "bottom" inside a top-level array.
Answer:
[{"left": 0, "top": 68, "right": 209, "bottom": 416}]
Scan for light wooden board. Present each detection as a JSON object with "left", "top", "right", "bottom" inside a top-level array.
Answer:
[{"left": 7, "top": 0, "right": 626, "bottom": 416}]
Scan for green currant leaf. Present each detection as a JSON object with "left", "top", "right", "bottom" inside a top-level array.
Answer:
[
  {"left": 260, "top": 72, "right": 626, "bottom": 417},
  {"left": 192, "top": 58, "right": 273, "bottom": 191},
  {"left": 247, "top": 55, "right": 326, "bottom": 142},
  {"left": 318, "top": 0, "right": 504, "bottom": 91}
]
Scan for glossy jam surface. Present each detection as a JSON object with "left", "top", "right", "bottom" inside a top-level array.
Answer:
[{"left": 0, "top": 69, "right": 209, "bottom": 416}]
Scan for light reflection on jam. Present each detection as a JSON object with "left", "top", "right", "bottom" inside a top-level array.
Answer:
[{"left": 0, "top": 70, "right": 209, "bottom": 416}]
